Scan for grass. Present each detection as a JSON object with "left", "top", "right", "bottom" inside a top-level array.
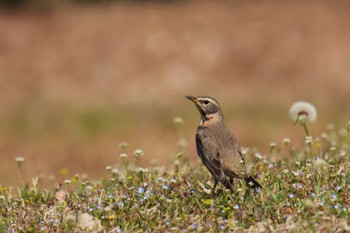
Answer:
[{"left": 1, "top": 118, "right": 350, "bottom": 232}]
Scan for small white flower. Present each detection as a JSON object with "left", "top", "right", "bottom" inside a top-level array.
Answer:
[
  {"left": 305, "top": 136, "right": 313, "bottom": 144},
  {"left": 119, "top": 142, "right": 128, "bottom": 149},
  {"left": 120, "top": 153, "right": 128, "bottom": 159},
  {"left": 105, "top": 165, "right": 112, "bottom": 171},
  {"left": 136, "top": 167, "right": 147, "bottom": 173},
  {"left": 293, "top": 171, "right": 299, "bottom": 176},
  {"left": 134, "top": 149, "right": 144, "bottom": 159},
  {"left": 282, "top": 138, "right": 291, "bottom": 146},
  {"left": 254, "top": 153, "right": 263, "bottom": 160},
  {"left": 64, "top": 179, "right": 71, "bottom": 185},
  {"left": 239, "top": 160, "right": 245, "bottom": 164},
  {"left": 111, "top": 168, "right": 119, "bottom": 174},
  {"left": 241, "top": 147, "right": 249, "bottom": 156},
  {"left": 171, "top": 178, "right": 177, "bottom": 183},
  {"left": 173, "top": 117, "right": 184, "bottom": 125},
  {"left": 15, "top": 157, "right": 25, "bottom": 163},
  {"left": 270, "top": 142, "right": 277, "bottom": 148},
  {"left": 289, "top": 101, "right": 317, "bottom": 124}
]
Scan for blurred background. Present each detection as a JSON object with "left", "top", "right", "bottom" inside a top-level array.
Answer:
[{"left": 1, "top": 0, "right": 349, "bottom": 186}]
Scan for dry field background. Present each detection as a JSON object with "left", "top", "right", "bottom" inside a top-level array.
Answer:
[{"left": 1, "top": 0, "right": 349, "bottom": 186}]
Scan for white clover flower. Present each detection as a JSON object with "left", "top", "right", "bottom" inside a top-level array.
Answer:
[{"left": 289, "top": 101, "right": 317, "bottom": 124}]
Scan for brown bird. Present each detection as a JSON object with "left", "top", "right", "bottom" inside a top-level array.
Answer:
[{"left": 186, "top": 95, "right": 261, "bottom": 193}]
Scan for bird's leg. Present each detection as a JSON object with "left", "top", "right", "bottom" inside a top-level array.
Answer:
[
  {"left": 229, "top": 177, "right": 234, "bottom": 185},
  {"left": 219, "top": 175, "right": 234, "bottom": 193},
  {"left": 212, "top": 176, "right": 218, "bottom": 194}
]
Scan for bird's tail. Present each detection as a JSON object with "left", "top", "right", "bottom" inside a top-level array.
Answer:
[{"left": 244, "top": 176, "right": 262, "bottom": 190}]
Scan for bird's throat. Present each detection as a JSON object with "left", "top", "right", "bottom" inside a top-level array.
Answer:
[{"left": 199, "top": 113, "right": 221, "bottom": 126}]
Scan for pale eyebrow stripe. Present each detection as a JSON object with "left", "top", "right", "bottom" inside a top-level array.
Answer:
[{"left": 202, "top": 98, "right": 217, "bottom": 105}]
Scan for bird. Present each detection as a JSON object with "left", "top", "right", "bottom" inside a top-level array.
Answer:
[{"left": 186, "top": 95, "right": 261, "bottom": 194}]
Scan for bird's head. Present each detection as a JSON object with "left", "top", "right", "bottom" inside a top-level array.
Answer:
[{"left": 186, "top": 95, "right": 223, "bottom": 121}]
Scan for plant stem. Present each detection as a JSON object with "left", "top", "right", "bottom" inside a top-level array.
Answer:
[{"left": 302, "top": 123, "right": 310, "bottom": 136}]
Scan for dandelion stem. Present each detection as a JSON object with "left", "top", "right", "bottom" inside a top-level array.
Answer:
[{"left": 302, "top": 123, "right": 310, "bottom": 136}]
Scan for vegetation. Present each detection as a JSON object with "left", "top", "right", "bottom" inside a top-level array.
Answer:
[{"left": 1, "top": 107, "right": 350, "bottom": 232}]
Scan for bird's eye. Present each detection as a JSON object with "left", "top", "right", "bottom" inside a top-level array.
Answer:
[{"left": 203, "top": 100, "right": 209, "bottom": 105}]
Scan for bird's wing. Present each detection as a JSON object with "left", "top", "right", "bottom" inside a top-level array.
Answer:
[
  {"left": 196, "top": 132, "right": 223, "bottom": 178},
  {"left": 219, "top": 135, "right": 247, "bottom": 178}
]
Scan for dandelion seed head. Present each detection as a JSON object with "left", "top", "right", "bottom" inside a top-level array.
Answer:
[{"left": 289, "top": 101, "right": 317, "bottom": 124}]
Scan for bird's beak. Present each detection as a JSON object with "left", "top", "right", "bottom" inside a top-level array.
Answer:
[{"left": 186, "top": 95, "right": 198, "bottom": 103}]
